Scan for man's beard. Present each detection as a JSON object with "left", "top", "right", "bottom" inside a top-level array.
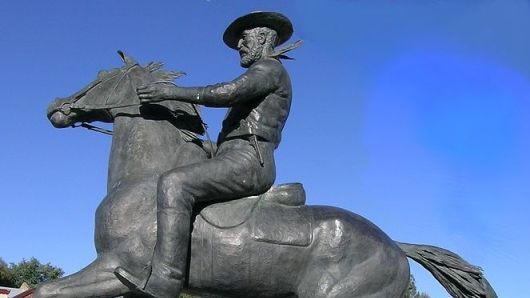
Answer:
[{"left": 240, "top": 45, "right": 263, "bottom": 68}]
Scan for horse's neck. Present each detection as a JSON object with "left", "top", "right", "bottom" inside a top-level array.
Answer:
[{"left": 107, "top": 115, "right": 184, "bottom": 191}]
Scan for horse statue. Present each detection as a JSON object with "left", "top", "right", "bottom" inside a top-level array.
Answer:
[{"left": 37, "top": 51, "right": 497, "bottom": 298}]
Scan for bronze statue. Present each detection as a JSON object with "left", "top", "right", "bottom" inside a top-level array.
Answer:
[
  {"left": 37, "top": 11, "right": 497, "bottom": 298},
  {"left": 115, "top": 12, "right": 298, "bottom": 298}
]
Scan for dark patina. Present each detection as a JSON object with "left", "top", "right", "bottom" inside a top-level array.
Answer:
[{"left": 36, "top": 11, "right": 497, "bottom": 298}]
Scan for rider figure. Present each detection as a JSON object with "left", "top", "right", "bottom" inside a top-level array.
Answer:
[{"left": 114, "top": 11, "right": 300, "bottom": 298}]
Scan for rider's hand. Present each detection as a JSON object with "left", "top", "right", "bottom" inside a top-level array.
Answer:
[{"left": 137, "top": 84, "right": 172, "bottom": 103}]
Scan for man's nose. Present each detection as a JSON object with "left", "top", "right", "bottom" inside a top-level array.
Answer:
[{"left": 237, "top": 39, "right": 244, "bottom": 49}]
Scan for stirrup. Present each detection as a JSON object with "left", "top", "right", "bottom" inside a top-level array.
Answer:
[{"left": 114, "top": 266, "right": 150, "bottom": 292}]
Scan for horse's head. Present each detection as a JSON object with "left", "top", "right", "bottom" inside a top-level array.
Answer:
[{"left": 47, "top": 51, "right": 185, "bottom": 128}]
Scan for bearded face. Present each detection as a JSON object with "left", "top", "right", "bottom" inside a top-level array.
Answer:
[{"left": 237, "top": 28, "right": 270, "bottom": 68}]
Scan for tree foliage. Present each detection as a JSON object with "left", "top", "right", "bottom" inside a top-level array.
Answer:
[
  {"left": 404, "top": 275, "right": 431, "bottom": 298},
  {"left": 0, "top": 257, "right": 64, "bottom": 288},
  {"left": 0, "top": 258, "right": 15, "bottom": 287}
]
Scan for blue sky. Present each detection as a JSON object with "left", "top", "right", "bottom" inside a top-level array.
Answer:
[{"left": 1, "top": 1, "right": 529, "bottom": 297}]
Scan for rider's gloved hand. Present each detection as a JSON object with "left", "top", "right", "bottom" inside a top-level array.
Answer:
[{"left": 137, "top": 83, "right": 175, "bottom": 103}]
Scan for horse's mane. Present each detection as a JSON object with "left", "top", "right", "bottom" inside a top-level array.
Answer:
[
  {"left": 142, "top": 62, "right": 204, "bottom": 141},
  {"left": 144, "top": 62, "right": 185, "bottom": 83}
]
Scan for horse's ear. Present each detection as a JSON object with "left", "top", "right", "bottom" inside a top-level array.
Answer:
[{"left": 117, "top": 50, "right": 138, "bottom": 66}]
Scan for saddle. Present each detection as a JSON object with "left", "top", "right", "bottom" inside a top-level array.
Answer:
[{"left": 197, "top": 183, "right": 312, "bottom": 247}]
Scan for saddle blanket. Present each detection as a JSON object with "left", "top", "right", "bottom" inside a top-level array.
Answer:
[{"left": 197, "top": 197, "right": 312, "bottom": 247}]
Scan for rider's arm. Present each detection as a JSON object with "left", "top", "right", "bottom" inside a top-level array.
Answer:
[{"left": 169, "top": 59, "right": 281, "bottom": 107}]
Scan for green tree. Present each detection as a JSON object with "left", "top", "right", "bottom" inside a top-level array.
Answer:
[
  {"left": 0, "top": 258, "right": 15, "bottom": 287},
  {"left": 404, "top": 275, "right": 431, "bottom": 298},
  {"left": 9, "top": 257, "right": 64, "bottom": 287}
]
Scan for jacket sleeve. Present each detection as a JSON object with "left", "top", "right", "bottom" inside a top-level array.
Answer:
[{"left": 169, "top": 60, "right": 280, "bottom": 107}]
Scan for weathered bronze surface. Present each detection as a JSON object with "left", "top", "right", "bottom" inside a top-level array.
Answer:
[{"left": 35, "top": 11, "right": 497, "bottom": 298}]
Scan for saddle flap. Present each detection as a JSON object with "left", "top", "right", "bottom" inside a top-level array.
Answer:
[
  {"left": 199, "top": 196, "right": 260, "bottom": 229},
  {"left": 251, "top": 201, "right": 312, "bottom": 247}
]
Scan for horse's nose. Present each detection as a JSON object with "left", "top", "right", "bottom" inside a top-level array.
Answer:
[
  {"left": 47, "top": 97, "right": 74, "bottom": 128},
  {"left": 47, "top": 97, "right": 69, "bottom": 118}
]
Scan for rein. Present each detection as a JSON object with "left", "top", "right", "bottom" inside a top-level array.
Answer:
[
  {"left": 70, "top": 63, "right": 140, "bottom": 111},
  {"left": 72, "top": 122, "right": 113, "bottom": 135},
  {"left": 63, "top": 71, "right": 212, "bottom": 143},
  {"left": 64, "top": 64, "right": 141, "bottom": 136}
]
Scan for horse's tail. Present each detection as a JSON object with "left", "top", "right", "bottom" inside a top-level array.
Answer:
[{"left": 396, "top": 242, "right": 497, "bottom": 298}]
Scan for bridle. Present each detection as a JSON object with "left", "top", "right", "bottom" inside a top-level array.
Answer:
[
  {"left": 49, "top": 63, "right": 143, "bottom": 135},
  {"left": 52, "top": 63, "right": 212, "bottom": 145},
  {"left": 71, "top": 122, "right": 114, "bottom": 135},
  {"left": 56, "top": 62, "right": 142, "bottom": 116}
]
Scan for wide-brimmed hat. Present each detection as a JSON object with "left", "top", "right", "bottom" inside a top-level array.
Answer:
[{"left": 223, "top": 11, "right": 293, "bottom": 49}]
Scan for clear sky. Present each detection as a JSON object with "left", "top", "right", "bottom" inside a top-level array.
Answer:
[{"left": 1, "top": 1, "right": 529, "bottom": 297}]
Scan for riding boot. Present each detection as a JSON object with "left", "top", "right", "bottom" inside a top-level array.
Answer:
[
  {"left": 144, "top": 209, "right": 191, "bottom": 298},
  {"left": 115, "top": 209, "right": 191, "bottom": 298}
]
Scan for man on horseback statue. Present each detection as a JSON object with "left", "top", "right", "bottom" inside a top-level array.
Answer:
[
  {"left": 40, "top": 9, "right": 498, "bottom": 298},
  {"left": 114, "top": 11, "right": 301, "bottom": 298}
]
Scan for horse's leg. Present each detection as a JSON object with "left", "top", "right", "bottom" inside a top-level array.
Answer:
[
  {"left": 321, "top": 261, "right": 409, "bottom": 298},
  {"left": 34, "top": 253, "right": 129, "bottom": 298},
  {"left": 298, "top": 252, "right": 409, "bottom": 298},
  {"left": 297, "top": 214, "right": 410, "bottom": 298}
]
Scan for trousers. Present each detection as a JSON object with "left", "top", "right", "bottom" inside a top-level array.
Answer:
[{"left": 151, "top": 137, "right": 276, "bottom": 289}]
